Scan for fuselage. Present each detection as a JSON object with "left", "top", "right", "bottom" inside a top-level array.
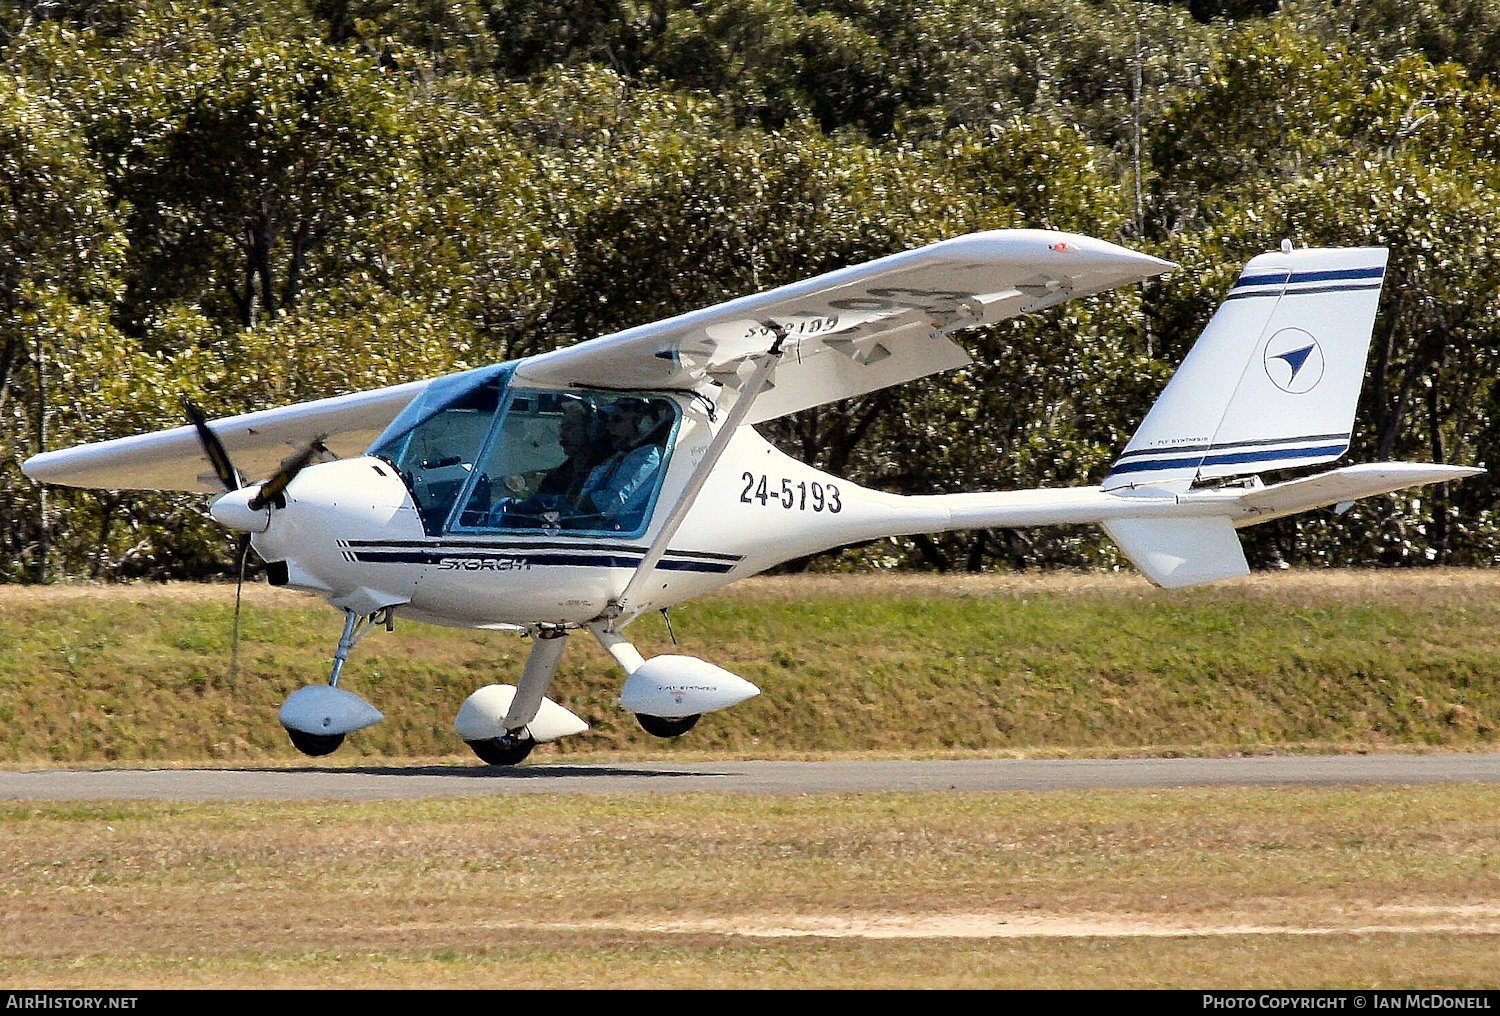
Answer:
[{"left": 220, "top": 361, "right": 1267, "bottom": 630}]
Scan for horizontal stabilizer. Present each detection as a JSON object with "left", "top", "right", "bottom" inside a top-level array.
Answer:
[
  {"left": 1231, "top": 462, "right": 1485, "bottom": 527},
  {"left": 1101, "top": 516, "right": 1249, "bottom": 589}
]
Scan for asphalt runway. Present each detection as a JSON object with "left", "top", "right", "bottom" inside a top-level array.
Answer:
[{"left": 2, "top": 752, "right": 1498, "bottom": 801}]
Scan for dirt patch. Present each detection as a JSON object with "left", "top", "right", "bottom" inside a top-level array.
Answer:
[{"left": 578, "top": 906, "right": 1500, "bottom": 939}]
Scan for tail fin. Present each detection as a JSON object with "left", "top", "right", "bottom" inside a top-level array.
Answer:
[{"left": 1102, "top": 246, "right": 1389, "bottom": 492}]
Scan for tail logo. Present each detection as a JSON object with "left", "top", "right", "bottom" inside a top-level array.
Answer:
[{"left": 1263, "top": 327, "right": 1324, "bottom": 394}]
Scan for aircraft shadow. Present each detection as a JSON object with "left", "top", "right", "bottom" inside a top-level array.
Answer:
[{"left": 229, "top": 763, "right": 732, "bottom": 780}]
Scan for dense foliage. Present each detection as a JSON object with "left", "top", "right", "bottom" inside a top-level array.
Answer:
[{"left": 2, "top": 0, "right": 1499, "bottom": 581}]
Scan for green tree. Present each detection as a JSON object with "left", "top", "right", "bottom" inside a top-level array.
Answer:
[
  {"left": 88, "top": 31, "right": 411, "bottom": 333},
  {"left": 850, "top": 116, "right": 1149, "bottom": 573},
  {"left": 0, "top": 74, "right": 127, "bottom": 579},
  {"left": 1149, "top": 38, "right": 1500, "bottom": 567},
  {"left": 552, "top": 120, "right": 968, "bottom": 487},
  {"left": 1286, "top": 0, "right": 1500, "bottom": 83}
]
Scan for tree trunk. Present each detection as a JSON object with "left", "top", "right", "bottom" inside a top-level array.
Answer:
[
  {"left": 1369, "top": 290, "right": 1401, "bottom": 454},
  {"left": 965, "top": 529, "right": 988, "bottom": 573},
  {"left": 0, "top": 334, "right": 22, "bottom": 420},
  {"left": 281, "top": 219, "right": 311, "bottom": 312},
  {"left": 908, "top": 533, "right": 951, "bottom": 572},
  {"left": 253, "top": 216, "right": 279, "bottom": 321},
  {"left": 822, "top": 391, "right": 896, "bottom": 479},
  {"left": 1427, "top": 382, "right": 1448, "bottom": 563},
  {"left": 90, "top": 493, "right": 119, "bottom": 581},
  {"left": 32, "top": 330, "right": 48, "bottom": 582}
]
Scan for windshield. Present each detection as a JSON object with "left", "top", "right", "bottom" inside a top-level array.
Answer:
[
  {"left": 369, "top": 367, "right": 678, "bottom": 538},
  {"left": 368, "top": 365, "right": 511, "bottom": 533}
]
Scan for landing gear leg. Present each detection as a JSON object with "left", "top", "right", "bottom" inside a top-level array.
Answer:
[
  {"left": 328, "top": 607, "right": 392, "bottom": 689},
  {"left": 463, "top": 627, "right": 569, "bottom": 766}
]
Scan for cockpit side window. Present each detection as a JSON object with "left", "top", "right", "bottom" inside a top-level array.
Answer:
[{"left": 453, "top": 390, "right": 677, "bottom": 537}]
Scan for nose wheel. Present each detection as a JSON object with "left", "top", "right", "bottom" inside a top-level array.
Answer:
[{"left": 286, "top": 729, "right": 346, "bottom": 758}]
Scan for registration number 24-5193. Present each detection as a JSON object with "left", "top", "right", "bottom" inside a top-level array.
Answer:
[{"left": 739, "top": 472, "right": 842, "bottom": 513}]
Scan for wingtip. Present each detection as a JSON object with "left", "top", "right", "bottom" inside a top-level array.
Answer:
[
  {"left": 1358, "top": 461, "right": 1487, "bottom": 482},
  {"left": 1125, "top": 250, "right": 1178, "bottom": 276},
  {"left": 18, "top": 450, "right": 59, "bottom": 483}
]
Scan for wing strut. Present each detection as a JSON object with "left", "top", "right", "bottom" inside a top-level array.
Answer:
[{"left": 604, "top": 329, "right": 787, "bottom": 629}]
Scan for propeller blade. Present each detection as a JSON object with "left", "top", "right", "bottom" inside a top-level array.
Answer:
[
  {"left": 231, "top": 532, "right": 251, "bottom": 681},
  {"left": 183, "top": 400, "right": 242, "bottom": 492},
  {"left": 247, "top": 436, "right": 329, "bottom": 511},
  {"left": 184, "top": 401, "right": 260, "bottom": 677}
]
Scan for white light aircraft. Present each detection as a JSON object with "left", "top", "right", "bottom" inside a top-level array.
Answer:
[{"left": 22, "top": 230, "right": 1482, "bottom": 764}]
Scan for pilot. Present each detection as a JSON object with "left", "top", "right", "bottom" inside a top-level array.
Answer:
[
  {"left": 535, "top": 398, "right": 612, "bottom": 504},
  {"left": 571, "top": 397, "right": 671, "bottom": 530},
  {"left": 490, "top": 397, "right": 611, "bottom": 527}
]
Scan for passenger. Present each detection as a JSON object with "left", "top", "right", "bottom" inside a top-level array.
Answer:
[{"left": 571, "top": 397, "right": 670, "bottom": 531}]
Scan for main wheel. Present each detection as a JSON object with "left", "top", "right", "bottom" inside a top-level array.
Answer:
[
  {"left": 286, "top": 728, "right": 345, "bottom": 757},
  {"left": 636, "top": 713, "right": 700, "bottom": 738},
  {"left": 467, "top": 734, "right": 535, "bottom": 766}
]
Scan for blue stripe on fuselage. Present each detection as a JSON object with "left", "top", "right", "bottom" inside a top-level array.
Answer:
[{"left": 348, "top": 548, "right": 738, "bottom": 573}]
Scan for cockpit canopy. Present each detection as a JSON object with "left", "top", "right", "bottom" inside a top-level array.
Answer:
[{"left": 368, "top": 364, "right": 678, "bottom": 537}]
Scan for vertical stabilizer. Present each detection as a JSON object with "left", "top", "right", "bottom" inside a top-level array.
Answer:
[{"left": 1102, "top": 247, "right": 1388, "bottom": 492}]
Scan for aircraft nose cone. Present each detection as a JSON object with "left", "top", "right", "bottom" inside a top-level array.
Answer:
[{"left": 210, "top": 487, "right": 271, "bottom": 533}]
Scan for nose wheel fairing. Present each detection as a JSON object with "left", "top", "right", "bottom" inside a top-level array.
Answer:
[{"left": 279, "top": 683, "right": 385, "bottom": 740}]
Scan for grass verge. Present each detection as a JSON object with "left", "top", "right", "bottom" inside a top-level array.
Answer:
[
  {"left": 1, "top": 786, "right": 1497, "bottom": 988},
  {"left": 0, "top": 569, "right": 1496, "bottom": 763}
]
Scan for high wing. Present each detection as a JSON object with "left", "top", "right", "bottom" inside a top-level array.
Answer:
[
  {"left": 22, "top": 229, "right": 1172, "bottom": 493},
  {"left": 513, "top": 229, "right": 1175, "bottom": 423},
  {"left": 22, "top": 376, "right": 435, "bottom": 493}
]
